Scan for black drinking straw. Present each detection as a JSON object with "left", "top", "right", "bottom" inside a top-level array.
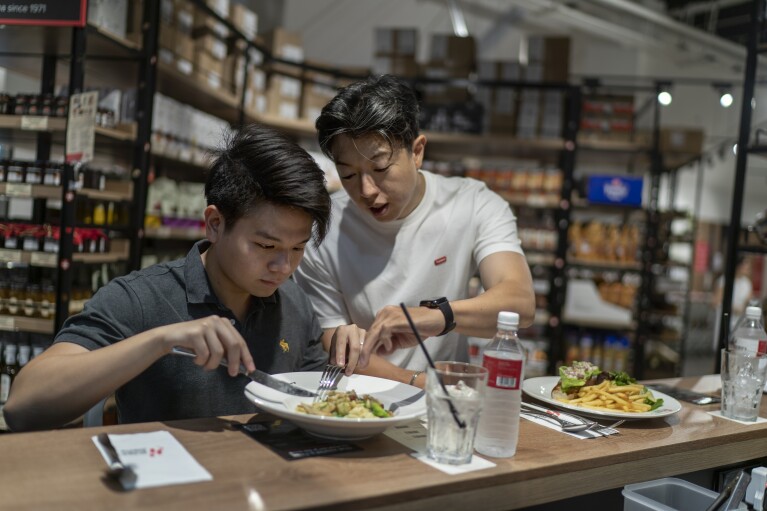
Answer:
[{"left": 400, "top": 303, "right": 466, "bottom": 429}]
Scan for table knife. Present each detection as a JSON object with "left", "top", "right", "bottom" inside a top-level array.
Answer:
[{"left": 171, "top": 347, "right": 316, "bottom": 397}]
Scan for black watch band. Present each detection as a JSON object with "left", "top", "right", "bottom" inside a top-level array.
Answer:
[{"left": 419, "top": 297, "right": 456, "bottom": 336}]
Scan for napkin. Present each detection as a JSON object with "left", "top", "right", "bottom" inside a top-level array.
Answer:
[
  {"left": 708, "top": 410, "right": 767, "bottom": 425},
  {"left": 521, "top": 412, "right": 619, "bottom": 439},
  {"left": 384, "top": 421, "right": 496, "bottom": 474},
  {"left": 92, "top": 431, "right": 212, "bottom": 489}
]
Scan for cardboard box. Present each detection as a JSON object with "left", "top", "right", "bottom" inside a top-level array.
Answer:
[
  {"left": 542, "top": 37, "right": 570, "bottom": 82},
  {"left": 422, "top": 65, "right": 471, "bottom": 104},
  {"left": 230, "top": 3, "right": 258, "bottom": 40},
  {"left": 263, "top": 28, "right": 304, "bottom": 63},
  {"left": 205, "top": 0, "right": 229, "bottom": 18},
  {"left": 193, "top": 51, "right": 224, "bottom": 85},
  {"left": 659, "top": 128, "right": 705, "bottom": 154},
  {"left": 429, "top": 34, "right": 476, "bottom": 70},
  {"left": 159, "top": 23, "right": 176, "bottom": 52},
  {"left": 301, "top": 64, "right": 337, "bottom": 121},
  {"left": 194, "top": 33, "right": 228, "bottom": 60},
  {"left": 375, "top": 28, "right": 418, "bottom": 57},
  {"left": 88, "top": 0, "right": 128, "bottom": 39},
  {"left": 372, "top": 55, "right": 419, "bottom": 78},
  {"left": 175, "top": 33, "right": 194, "bottom": 63},
  {"left": 193, "top": 9, "right": 228, "bottom": 39}
]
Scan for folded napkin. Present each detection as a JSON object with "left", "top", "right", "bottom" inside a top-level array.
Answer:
[
  {"left": 92, "top": 431, "right": 212, "bottom": 489},
  {"left": 521, "top": 412, "right": 619, "bottom": 439}
]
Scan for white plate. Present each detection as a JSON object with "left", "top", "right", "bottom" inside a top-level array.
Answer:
[
  {"left": 244, "top": 372, "right": 426, "bottom": 440},
  {"left": 521, "top": 376, "right": 682, "bottom": 420}
]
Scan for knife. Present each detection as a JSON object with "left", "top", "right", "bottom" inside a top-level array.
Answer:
[{"left": 171, "top": 347, "right": 317, "bottom": 397}]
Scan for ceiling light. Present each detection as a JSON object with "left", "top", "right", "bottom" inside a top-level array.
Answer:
[
  {"left": 658, "top": 91, "right": 672, "bottom": 106},
  {"left": 720, "top": 92, "right": 733, "bottom": 108}
]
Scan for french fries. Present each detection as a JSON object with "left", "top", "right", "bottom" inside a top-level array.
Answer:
[{"left": 554, "top": 380, "right": 657, "bottom": 413}]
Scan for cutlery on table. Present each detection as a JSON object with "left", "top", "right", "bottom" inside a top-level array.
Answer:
[{"left": 97, "top": 433, "right": 137, "bottom": 490}]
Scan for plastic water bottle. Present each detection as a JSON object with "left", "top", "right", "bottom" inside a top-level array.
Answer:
[
  {"left": 475, "top": 311, "right": 525, "bottom": 458},
  {"left": 731, "top": 306, "right": 767, "bottom": 355}
]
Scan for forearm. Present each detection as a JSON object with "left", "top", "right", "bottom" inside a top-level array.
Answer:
[
  {"left": 4, "top": 327, "right": 169, "bottom": 431},
  {"left": 451, "top": 280, "right": 535, "bottom": 338},
  {"left": 356, "top": 354, "right": 425, "bottom": 388}
]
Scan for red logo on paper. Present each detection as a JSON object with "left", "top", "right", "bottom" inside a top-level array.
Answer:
[
  {"left": 434, "top": 256, "right": 447, "bottom": 266},
  {"left": 149, "top": 447, "right": 164, "bottom": 457},
  {"left": 483, "top": 355, "right": 523, "bottom": 390}
]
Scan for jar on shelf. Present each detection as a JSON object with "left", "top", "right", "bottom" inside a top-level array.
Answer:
[
  {"left": 24, "top": 161, "right": 43, "bottom": 185},
  {"left": 27, "top": 95, "right": 41, "bottom": 116},
  {"left": 7, "top": 282, "right": 24, "bottom": 316},
  {"left": 12, "top": 95, "right": 28, "bottom": 115},
  {"left": 43, "top": 162, "right": 61, "bottom": 186},
  {"left": 20, "top": 225, "right": 42, "bottom": 252},
  {"left": 54, "top": 96, "right": 68, "bottom": 117},
  {"left": 41, "top": 94, "right": 54, "bottom": 117},
  {"left": 42, "top": 226, "right": 58, "bottom": 253},
  {"left": 0, "top": 94, "right": 9, "bottom": 115},
  {"left": 23, "top": 283, "right": 41, "bottom": 317},
  {"left": 39, "top": 280, "right": 55, "bottom": 319},
  {"left": 5, "top": 161, "right": 25, "bottom": 183}
]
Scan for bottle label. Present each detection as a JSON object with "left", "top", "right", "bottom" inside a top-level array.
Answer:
[
  {"left": 734, "top": 337, "right": 767, "bottom": 356},
  {"left": 0, "top": 374, "right": 10, "bottom": 403},
  {"left": 483, "top": 354, "right": 523, "bottom": 390}
]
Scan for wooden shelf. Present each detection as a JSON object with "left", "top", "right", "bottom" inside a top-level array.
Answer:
[
  {"left": 86, "top": 23, "right": 141, "bottom": 54},
  {"left": 499, "top": 192, "right": 560, "bottom": 209},
  {"left": 571, "top": 198, "right": 645, "bottom": 211},
  {"left": 79, "top": 188, "right": 133, "bottom": 202},
  {"left": 152, "top": 150, "right": 210, "bottom": 170},
  {"left": 527, "top": 253, "right": 556, "bottom": 266},
  {"left": 561, "top": 316, "right": 637, "bottom": 331},
  {"left": 95, "top": 125, "right": 136, "bottom": 142},
  {"left": 157, "top": 62, "right": 240, "bottom": 123},
  {"left": 0, "top": 183, "right": 61, "bottom": 200},
  {"left": 0, "top": 249, "right": 57, "bottom": 268},
  {"left": 73, "top": 239, "right": 130, "bottom": 264},
  {"left": 144, "top": 226, "right": 205, "bottom": 241},
  {"left": 567, "top": 258, "right": 642, "bottom": 271},
  {"left": 0, "top": 315, "right": 54, "bottom": 335},
  {"left": 0, "top": 115, "right": 66, "bottom": 132},
  {"left": 578, "top": 137, "right": 649, "bottom": 153},
  {"left": 246, "top": 111, "right": 316, "bottom": 138}
]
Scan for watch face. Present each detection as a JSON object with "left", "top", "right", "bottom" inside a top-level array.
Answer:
[{"left": 421, "top": 297, "right": 447, "bottom": 307}]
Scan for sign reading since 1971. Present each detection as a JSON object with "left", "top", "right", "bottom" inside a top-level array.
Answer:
[{"left": 0, "top": 0, "right": 86, "bottom": 27}]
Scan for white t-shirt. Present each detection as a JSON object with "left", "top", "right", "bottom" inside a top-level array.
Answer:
[{"left": 295, "top": 170, "right": 524, "bottom": 370}]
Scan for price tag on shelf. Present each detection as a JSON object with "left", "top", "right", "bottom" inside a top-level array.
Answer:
[
  {"left": 0, "top": 316, "right": 14, "bottom": 332},
  {"left": 21, "top": 116, "right": 49, "bottom": 131},
  {"left": 30, "top": 252, "right": 58, "bottom": 267},
  {"left": 5, "top": 183, "right": 32, "bottom": 197},
  {"left": 0, "top": 249, "right": 22, "bottom": 264}
]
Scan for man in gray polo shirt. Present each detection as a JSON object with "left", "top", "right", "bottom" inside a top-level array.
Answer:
[{"left": 4, "top": 124, "right": 331, "bottom": 430}]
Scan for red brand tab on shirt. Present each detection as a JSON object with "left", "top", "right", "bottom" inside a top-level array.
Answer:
[
  {"left": 483, "top": 355, "right": 523, "bottom": 390},
  {"left": 434, "top": 256, "right": 447, "bottom": 266}
]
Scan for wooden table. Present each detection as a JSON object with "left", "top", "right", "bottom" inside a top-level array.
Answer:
[{"left": 2, "top": 375, "right": 765, "bottom": 511}]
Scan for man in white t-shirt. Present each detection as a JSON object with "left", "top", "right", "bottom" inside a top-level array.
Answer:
[{"left": 294, "top": 75, "right": 535, "bottom": 388}]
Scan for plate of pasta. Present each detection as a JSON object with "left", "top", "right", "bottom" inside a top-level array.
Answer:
[
  {"left": 522, "top": 376, "right": 682, "bottom": 420},
  {"left": 244, "top": 372, "right": 426, "bottom": 440}
]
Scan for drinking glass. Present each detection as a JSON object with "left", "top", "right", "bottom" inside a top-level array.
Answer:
[
  {"left": 426, "top": 361, "right": 488, "bottom": 465},
  {"left": 721, "top": 349, "right": 767, "bottom": 422}
]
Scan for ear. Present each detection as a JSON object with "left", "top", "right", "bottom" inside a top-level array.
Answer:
[
  {"left": 204, "top": 205, "right": 224, "bottom": 242},
  {"left": 412, "top": 134, "right": 427, "bottom": 169}
]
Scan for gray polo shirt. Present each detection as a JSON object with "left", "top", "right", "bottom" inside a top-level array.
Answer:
[{"left": 55, "top": 241, "right": 327, "bottom": 424}]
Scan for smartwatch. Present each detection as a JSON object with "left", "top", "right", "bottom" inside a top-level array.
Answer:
[{"left": 419, "top": 297, "right": 456, "bottom": 336}]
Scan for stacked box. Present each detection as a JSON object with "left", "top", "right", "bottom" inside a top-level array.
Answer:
[
  {"left": 229, "top": 3, "right": 258, "bottom": 40},
  {"left": 372, "top": 28, "right": 419, "bottom": 78},
  {"left": 191, "top": 5, "right": 230, "bottom": 90},
  {"left": 261, "top": 29, "right": 305, "bottom": 119},
  {"left": 301, "top": 61, "right": 339, "bottom": 122},
  {"left": 423, "top": 34, "right": 475, "bottom": 104},
  {"left": 478, "top": 60, "right": 521, "bottom": 134},
  {"left": 88, "top": 0, "right": 128, "bottom": 39},
  {"left": 580, "top": 95, "right": 635, "bottom": 141}
]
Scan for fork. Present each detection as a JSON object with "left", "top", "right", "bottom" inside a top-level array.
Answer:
[
  {"left": 587, "top": 419, "right": 626, "bottom": 437},
  {"left": 313, "top": 363, "right": 345, "bottom": 403}
]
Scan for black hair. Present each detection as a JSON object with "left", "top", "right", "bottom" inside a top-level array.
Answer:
[
  {"left": 316, "top": 74, "right": 420, "bottom": 160},
  {"left": 205, "top": 123, "right": 331, "bottom": 245}
]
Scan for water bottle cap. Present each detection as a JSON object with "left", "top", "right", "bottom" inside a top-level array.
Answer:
[
  {"left": 746, "top": 306, "right": 763, "bottom": 319},
  {"left": 497, "top": 311, "right": 519, "bottom": 329}
]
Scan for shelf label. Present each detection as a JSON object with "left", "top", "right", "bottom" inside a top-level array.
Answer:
[
  {"left": 20, "top": 115, "right": 48, "bottom": 130},
  {"left": 0, "top": 249, "right": 22, "bottom": 263},
  {"left": 0, "top": 1, "right": 86, "bottom": 27},
  {"left": 0, "top": 316, "right": 14, "bottom": 332},
  {"left": 30, "top": 251, "right": 58, "bottom": 267},
  {"left": 5, "top": 183, "right": 32, "bottom": 197}
]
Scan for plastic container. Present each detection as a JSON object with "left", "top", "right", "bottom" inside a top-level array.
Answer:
[{"left": 622, "top": 477, "right": 746, "bottom": 511}]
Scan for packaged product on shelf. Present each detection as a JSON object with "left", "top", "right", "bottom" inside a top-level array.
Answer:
[
  {"left": 229, "top": 3, "right": 257, "bottom": 40},
  {"left": 0, "top": 93, "right": 9, "bottom": 114},
  {"left": 87, "top": 0, "right": 128, "bottom": 39}
]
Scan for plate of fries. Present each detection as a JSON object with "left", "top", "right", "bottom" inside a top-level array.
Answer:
[{"left": 522, "top": 376, "right": 682, "bottom": 420}]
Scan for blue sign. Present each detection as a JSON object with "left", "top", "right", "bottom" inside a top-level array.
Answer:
[{"left": 587, "top": 175, "right": 644, "bottom": 206}]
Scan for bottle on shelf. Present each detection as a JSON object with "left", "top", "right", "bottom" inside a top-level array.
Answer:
[
  {"left": 730, "top": 306, "right": 767, "bottom": 356},
  {"left": 475, "top": 311, "right": 525, "bottom": 458},
  {"left": 0, "top": 343, "right": 19, "bottom": 405}
]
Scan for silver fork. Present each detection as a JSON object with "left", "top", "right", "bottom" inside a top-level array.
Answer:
[
  {"left": 587, "top": 419, "right": 626, "bottom": 436},
  {"left": 313, "top": 364, "right": 345, "bottom": 403}
]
